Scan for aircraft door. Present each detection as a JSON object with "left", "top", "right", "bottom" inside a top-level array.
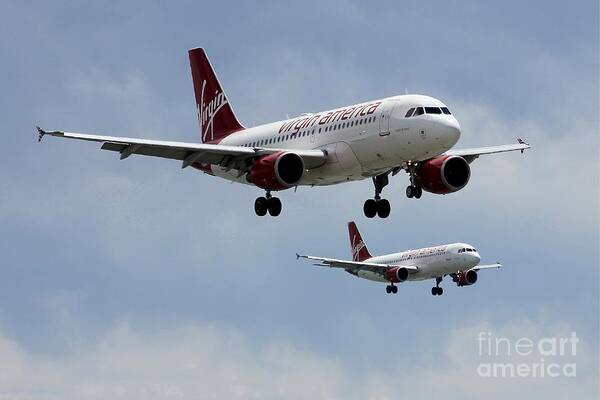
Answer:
[{"left": 379, "top": 102, "right": 394, "bottom": 136}]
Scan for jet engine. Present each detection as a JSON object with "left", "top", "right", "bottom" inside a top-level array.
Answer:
[
  {"left": 453, "top": 270, "right": 478, "bottom": 286},
  {"left": 248, "top": 151, "right": 305, "bottom": 190},
  {"left": 384, "top": 266, "right": 409, "bottom": 283},
  {"left": 416, "top": 155, "right": 470, "bottom": 194}
]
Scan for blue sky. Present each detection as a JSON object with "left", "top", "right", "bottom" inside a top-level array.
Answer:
[{"left": 0, "top": 1, "right": 598, "bottom": 398}]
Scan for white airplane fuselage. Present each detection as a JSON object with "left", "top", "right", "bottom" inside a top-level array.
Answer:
[
  {"left": 213, "top": 94, "right": 461, "bottom": 186},
  {"left": 357, "top": 242, "right": 481, "bottom": 283}
]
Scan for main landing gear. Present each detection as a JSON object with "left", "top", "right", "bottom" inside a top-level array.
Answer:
[
  {"left": 431, "top": 277, "right": 443, "bottom": 296},
  {"left": 363, "top": 174, "right": 391, "bottom": 218},
  {"left": 254, "top": 191, "right": 282, "bottom": 217},
  {"left": 386, "top": 284, "right": 398, "bottom": 294},
  {"left": 405, "top": 161, "right": 423, "bottom": 199}
]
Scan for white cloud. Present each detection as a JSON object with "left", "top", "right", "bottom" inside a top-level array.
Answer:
[{"left": 0, "top": 316, "right": 596, "bottom": 400}]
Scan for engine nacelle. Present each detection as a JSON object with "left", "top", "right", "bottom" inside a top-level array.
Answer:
[
  {"left": 384, "top": 266, "right": 409, "bottom": 283},
  {"left": 249, "top": 151, "right": 305, "bottom": 190},
  {"left": 453, "top": 270, "right": 478, "bottom": 287},
  {"left": 417, "top": 155, "right": 471, "bottom": 194}
]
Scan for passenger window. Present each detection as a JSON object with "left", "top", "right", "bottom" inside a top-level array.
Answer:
[
  {"left": 425, "top": 107, "right": 442, "bottom": 114},
  {"left": 414, "top": 107, "right": 424, "bottom": 116},
  {"left": 441, "top": 107, "right": 451, "bottom": 115},
  {"left": 405, "top": 108, "right": 415, "bottom": 118}
]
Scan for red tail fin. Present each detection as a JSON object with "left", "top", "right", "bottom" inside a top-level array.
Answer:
[
  {"left": 189, "top": 48, "right": 244, "bottom": 143},
  {"left": 348, "top": 221, "right": 372, "bottom": 262}
]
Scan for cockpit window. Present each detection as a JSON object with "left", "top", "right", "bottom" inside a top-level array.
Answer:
[
  {"left": 405, "top": 108, "right": 415, "bottom": 118},
  {"left": 441, "top": 107, "right": 451, "bottom": 115},
  {"left": 414, "top": 107, "right": 424, "bottom": 116},
  {"left": 425, "top": 107, "right": 442, "bottom": 114}
]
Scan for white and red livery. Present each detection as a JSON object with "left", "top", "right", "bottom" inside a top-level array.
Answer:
[
  {"left": 297, "top": 221, "right": 501, "bottom": 295},
  {"left": 38, "top": 48, "right": 530, "bottom": 217}
]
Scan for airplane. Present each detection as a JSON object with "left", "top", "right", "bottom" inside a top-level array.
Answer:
[
  {"left": 297, "top": 221, "right": 501, "bottom": 295},
  {"left": 37, "top": 47, "right": 530, "bottom": 218}
]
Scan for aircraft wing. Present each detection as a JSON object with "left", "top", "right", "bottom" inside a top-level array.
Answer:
[
  {"left": 296, "top": 254, "right": 419, "bottom": 276},
  {"left": 36, "top": 128, "right": 328, "bottom": 170},
  {"left": 470, "top": 263, "right": 502, "bottom": 272},
  {"left": 446, "top": 139, "right": 530, "bottom": 163}
]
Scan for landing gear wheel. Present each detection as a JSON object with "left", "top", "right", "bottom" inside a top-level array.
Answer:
[
  {"left": 376, "top": 199, "right": 391, "bottom": 218},
  {"left": 254, "top": 197, "right": 268, "bottom": 216},
  {"left": 438, "top": 287, "right": 443, "bottom": 295},
  {"left": 365, "top": 173, "right": 391, "bottom": 218},
  {"left": 406, "top": 185, "right": 414, "bottom": 198},
  {"left": 267, "top": 197, "right": 282, "bottom": 216},
  {"left": 386, "top": 285, "right": 392, "bottom": 294},
  {"left": 364, "top": 199, "right": 377, "bottom": 218},
  {"left": 391, "top": 285, "right": 398, "bottom": 294},
  {"left": 414, "top": 186, "right": 423, "bottom": 199},
  {"left": 431, "top": 287, "right": 437, "bottom": 296}
]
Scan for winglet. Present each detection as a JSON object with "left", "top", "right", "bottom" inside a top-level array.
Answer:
[
  {"left": 517, "top": 137, "right": 530, "bottom": 153},
  {"left": 36, "top": 126, "right": 46, "bottom": 142},
  {"left": 296, "top": 253, "right": 300, "bottom": 260}
]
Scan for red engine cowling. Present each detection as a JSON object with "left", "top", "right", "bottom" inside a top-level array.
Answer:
[
  {"left": 249, "top": 151, "right": 305, "bottom": 190},
  {"left": 384, "top": 266, "right": 409, "bottom": 283},
  {"left": 453, "top": 270, "right": 478, "bottom": 286},
  {"left": 417, "top": 155, "right": 471, "bottom": 194}
]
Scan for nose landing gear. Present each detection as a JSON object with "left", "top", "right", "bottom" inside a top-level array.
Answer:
[
  {"left": 363, "top": 174, "right": 392, "bottom": 218},
  {"left": 254, "top": 191, "right": 282, "bottom": 217},
  {"left": 405, "top": 161, "right": 423, "bottom": 199}
]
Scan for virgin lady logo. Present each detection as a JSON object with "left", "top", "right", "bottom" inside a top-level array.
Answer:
[
  {"left": 198, "top": 80, "right": 228, "bottom": 142},
  {"left": 351, "top": 235, "right": 365, "bottom": 260}
]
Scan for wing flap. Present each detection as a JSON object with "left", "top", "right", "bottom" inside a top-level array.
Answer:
[
  {"left": 297, "top": 254, "right": 418, "bottom": 276},
  {"left": 471, "top": 263, "right": 502, "bottom": 272},
  {"left": 39, "top": 128, "right": 328, "bottom": 169},
  {"left": 446, "top": 142, "right": 530, "bottom": 163}
]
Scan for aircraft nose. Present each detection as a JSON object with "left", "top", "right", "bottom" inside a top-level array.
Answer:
[
  {"left": 473, "top": 252, "right": 481, "bottom": 265},
  {"left": 442, "top": 117, "right": 461, "bottom": 146}
]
